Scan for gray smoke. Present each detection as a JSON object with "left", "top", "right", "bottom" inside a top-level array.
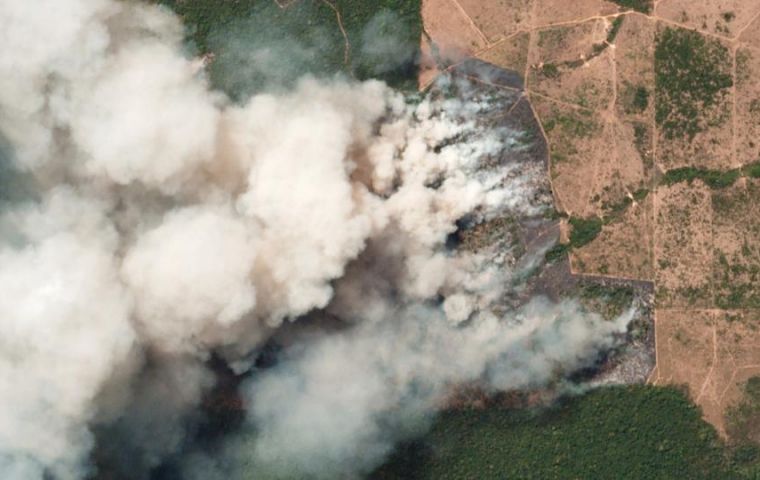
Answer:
[{"left": 0, "top": 1, "right": 633, "bottom": 479}]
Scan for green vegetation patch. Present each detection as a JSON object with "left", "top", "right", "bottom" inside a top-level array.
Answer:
[
  {"left": 607, "top": 16, "right": 626, "bottom": 44},
  {"left": 728, "top": 377, "right": 760, "bottom": 446},
  {"left": 662, "top": 166, "right": 740, "bottom": 189},
  {"left": 336, "top": 0, "right": 422, "bottom": 88},
  {"left": 632, "top": 121, "right": 654, "bottom": 169},
  {"left": 155, "top": 0, "right": 422, "bottom": 98},
  {"left": 725, "top": 376, "right": 760, "bottom": 478},
  {"left": 569, "top": 216, "right": 603, "bottom": 248},
  {"left": 544, "top": 215, "right": 603, "bottom": 263},
  {"left": 609, "top": 0, "right": 652, "bottom": 13},
  {"left": 540, "top": 62, "right": 560, "bottom": 78},
  {"left": 374, "top": 386, "right": 737, "bottom": 480},
  {"left": 661, "top": 163, "right": 760, "bottom": 190},
  {"left": 622, "top": 84, "right": 650, "bottom": 114},
  {"left": 744, "top": 161, "right": 760, "bottom": 179},
  {"left": 655, "top": 27, "right": 733, "bottom": 140}
]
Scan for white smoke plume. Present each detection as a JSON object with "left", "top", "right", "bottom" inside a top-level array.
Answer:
[{"left": 0, "top": 1, "right": 634, "bottom": 479}]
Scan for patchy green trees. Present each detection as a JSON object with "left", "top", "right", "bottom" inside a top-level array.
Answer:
[
  {"left": 655, "top": 27, "right": 733, "bottom": 140},
  {"left": 609, "top": 0, "right": 652, "bottom": 14}
]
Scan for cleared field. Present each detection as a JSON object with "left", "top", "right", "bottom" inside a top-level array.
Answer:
[
  {"left": 655, "top": 0, "right": 760, "bottom": 38},
  {"left": 530, "top": 19, "right": 610, "bottom": 66},
  {"left": 712, "top": 179, "right": 760, "bottom": 309},
  {"left": 614, "top": 14, "right": 655, "bottom": 120},
  {"left": 573, "top": 193, "right": 654, "bottom": 279},
  {"left": 422, "top": 0, "right": 487, "bottom": 64},
  {"left": 654, "top": 181, "right": 714, "bottom": 308},
  {"left": 457, "top": 0, "right": 532, "bottom": 43},
  {"left": 477, "top": 32, "right": 531, "bottom": 75},
  {"left": 529, "top": 42, "right": 615, "bottom": 111},
  {"left": 736, "top": 47, "right": 760, "bottom": 166},
  {"left": 738, "top": 13, "right": 760, "bottom": 48},
  {"left": 532, "top": 96, "right": 604, "bottom": 215},
  {"left": 654, "top": 310, "right": 760, "bottom": 435},
  {"left": 532, "top": 0, "right": 618, "bottom": 26}
]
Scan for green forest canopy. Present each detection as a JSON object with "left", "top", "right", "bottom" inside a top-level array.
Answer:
[
  {"left": 374, "top": 385, "right": 760, "bottom": 480},
  {"left": 155, "top": 0, "right": 422, "bottom": 98}
]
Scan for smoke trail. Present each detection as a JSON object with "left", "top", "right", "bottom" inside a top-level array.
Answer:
[{"left": 0, "top": 1, "right": 634, "bottom": 479}]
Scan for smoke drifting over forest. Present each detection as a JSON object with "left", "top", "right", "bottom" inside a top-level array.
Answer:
[{"left": 0, "top": 1, "right": 633, "bottom": 479}]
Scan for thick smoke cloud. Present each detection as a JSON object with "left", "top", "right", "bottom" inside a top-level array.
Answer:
[
  {"left": 0, "top": 1, "right": 634, "bottom": 479},
  {"left": 0, "top": 189, "right": 138, "bottom": 480},
  {"left": 232, "top": 301, "right": 632, "bottom": 479}
]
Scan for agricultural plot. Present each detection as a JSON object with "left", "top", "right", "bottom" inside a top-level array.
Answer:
[
  {"left": 736, "top": 48, "right": 760, "bottom": 166},
  {"left": 712, "top": 179, "right": 760, "bottom": 309},
  {"left": 654, "top": 181, "right": 714, "bottom": 308},
  {"left": 655, "top": 0, "right": 760, "bottom": 38},
  {"left": 654, "top": 310, "right": 760, "bottom": 435}
]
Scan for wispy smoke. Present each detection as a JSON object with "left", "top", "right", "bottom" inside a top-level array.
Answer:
[{"left": 0, "top": 1, "right": 633, "bottom": 479}]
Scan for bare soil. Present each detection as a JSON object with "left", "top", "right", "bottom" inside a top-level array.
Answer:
[
  {"left": 654, "top": 309, "right": 760, "bottom": 435},
  {"left": 457, "top": 0, "right": 533, "bottom": 43},
  {"left": 422, "top": 0, "right": 489, "bottom": 66},
  {"left": 574, "top": 194, "right": 654, "bottom": 279},
  {"left": 654, "top": 181, "right": 714, "bottom": 308},
  {"left": 655, "top": 0, "right": 760, "bottom": 39},
  {"left": 736, "top": 47, "right": 760, "bottom": 165},
  {"left": 532, "top": 0, "right": 619, "bottom": 26}
]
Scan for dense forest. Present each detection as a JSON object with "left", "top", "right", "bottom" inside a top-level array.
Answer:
[
  {"left": 155, "top": 0, "right": 423, "bottom": 98},
  {"left": 374, "top": 385, "right": 760, "bottom": 479}
]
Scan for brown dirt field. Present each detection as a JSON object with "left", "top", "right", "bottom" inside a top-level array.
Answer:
[
  {"left": 457, "top": 0, "right": 533, "bottom": 43},
  {"left": 711, "top": 178, "right": 760, "bottom": 309},
  {"left": 652, "top": 309, "right": 716, "bottom": 403},
  {"left": 654, "top": 309, "right": 760, "bottom": 435},
  {"left": 738, "top": 13, "right": 760, "bottom": 48},
  {"left": 578, "top": 14, "right": 656, "bottom": 217},
  {"left": 653, "top": 181, "right": 714, "bottom": 308},
  {"left": 531, "top": 96, "right": 603, "bottom": 215},
  {"left": 735, "top": 47, "right": 760, "bottom": 165},
  {"left": 614, "top": 13, "right": 656, "bottom": 119},
  {"left": 529, "top": 45, "right": 615, "bottom": 111},
  {"left": 527, "top": 16, "right": 655, "bottom": 220},
  {"left": 572, "top": 194, "right": 654, "bottom": 279},
  {"left": 477, "top": 32, "right": 531, "bottom": 75},
  {"left": 588, "top": 118, "right": 653, "bottom": 214},
  {"left": 530, "top": 19, "right": 609, "bottom": 65},
  {"left": 532, "top": 0, "right": 619, "bottom": 27},
  {"left": 655, "top": 0, "right": 760, "bottom": 39},
  {"left": 422, "top": 0, "right": 489, "bottom": 64}
]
